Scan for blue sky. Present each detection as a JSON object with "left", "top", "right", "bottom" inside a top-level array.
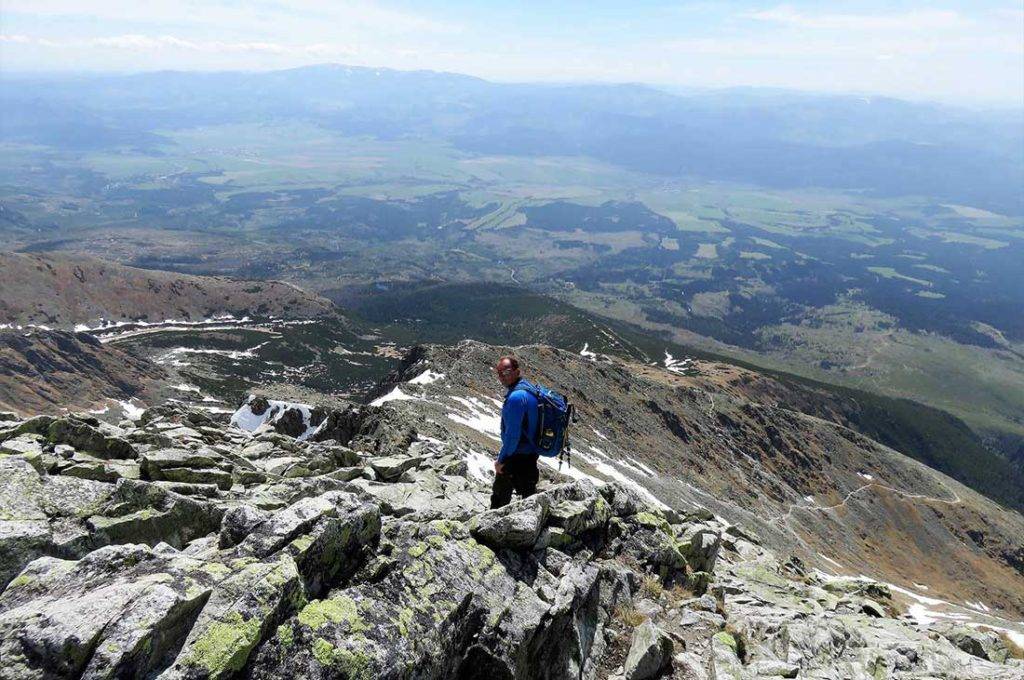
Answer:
[{"left": 2, "top": 1, "right": 1022, "bottom": 104}]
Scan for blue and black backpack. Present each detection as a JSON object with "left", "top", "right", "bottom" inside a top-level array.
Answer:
[{"left": 518, "top": 380, "right": 576, "bottom": 466}]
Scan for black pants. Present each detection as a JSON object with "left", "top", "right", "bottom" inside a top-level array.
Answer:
[{"left": 490, "top": 454, "right": 540, "bottom": 509}]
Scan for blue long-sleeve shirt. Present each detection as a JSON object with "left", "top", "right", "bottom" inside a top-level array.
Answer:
[{"left": 498, "top": 379, "right": 539, "bottom": 463}]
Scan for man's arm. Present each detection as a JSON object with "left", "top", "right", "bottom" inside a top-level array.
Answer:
[{"left": 496, "top": 391, "right": 527, "bottom": 463}]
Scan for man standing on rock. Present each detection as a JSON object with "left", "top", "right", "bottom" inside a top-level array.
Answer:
[{"left": 491, "top": 355, "right": 540, "bottom": 509}]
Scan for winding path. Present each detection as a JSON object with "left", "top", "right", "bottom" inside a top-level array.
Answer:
[{"left": 771, "top": 479, "right": 963, "bottom": 525}]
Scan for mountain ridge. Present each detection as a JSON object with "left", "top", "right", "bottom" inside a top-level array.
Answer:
[
  {"left": 0, "top": 252, "right": 334, "bottom": 329},
  {"left": 0, "top": 338, "right": 1021, "bottom": 678}
]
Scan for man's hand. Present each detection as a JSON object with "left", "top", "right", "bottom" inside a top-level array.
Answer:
[{"left": 494, "top": 460, "right": 505, "bottom": 475}]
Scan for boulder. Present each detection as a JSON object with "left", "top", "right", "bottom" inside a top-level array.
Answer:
[
  {"left": 86, "top": 480, "right": 223, "bottom": 549},
  {"left": 238, "top": 491, "right": 362, "bottom": 559},
  {"left": 678, "top": 525, "right": 722, "bottom": 574},
  {"left": 469, "top": 495, "right": 550, "bottom": 550},
  {"left": 749, "top": 659, "right": 799, "bottom": 677},
  {"left": 0, "top": 544, "right": 215, "bottom": 680},
  {"left": 46, "top": 418, "right": 135, "bottom": 460},
  {"left": 547, "top": 494, "right": 611, "bottom": 536},
  {"left": 158, "top": 467, "right": 233, "bottom": 490},
  {"left": 369, "top": 455, "right": 424, "bottom": 482},
  {"left": 219, "top": 505, "right": 269, "bottom": 549},
  {"left": 140, "top": 448, "right": 222, "bottom": 475},
  {"left": 0, "top": 434, "right": 44, "bottom": 457},
  {"left": 167, "top": 555, "right": 304, "bottom": 680},
  {"left": 932, "top": 623, "right": 1010, "bottom": 663},
  {"left": 624, "top": 619, "right": 674, "bottom": 680},
  {"left": 709, "top": 630, "right": 748, "bottom": 680}
]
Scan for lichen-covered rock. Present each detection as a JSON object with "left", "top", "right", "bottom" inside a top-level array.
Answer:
[
  {"left": 0, "top": 544, "right": 216, "bottom": 680},
  {"left": 369, "top": 454, "right": 423, "bottom": 481},
  {"left": 219, "top": 505, "right": 269, "bottom": 549},
  {"left": 158, "top": 466, "right": 233, "bottom": 490},
  {"left": 624, "top": 619, "right": 674, "bottom": 680},
  {"left": 0, "top": 434, "right": 44, "bottom": 457},
  {"left": 46, "top": 418, "right": 135, "bottom": 460},
  {"left": 931, "top": 622, "right": 1010, "bottom": 663},
  {"left": 86, "top": 480, "right": 223, "bottom": 549},
  {"left": 469, "top": 494, "right": 550, "bottom": 550},
  {"left": 166, "top": 554, "right": 303, "bottom": 680},
  {"left": 1, "top": 389, "right": 1021, "bottom": 680},
  {"left": 238, "top": 491, "right": 360, "bottom": 559},
  {"left": 678, "top": 524, "right": 722, "bottom": 574}
]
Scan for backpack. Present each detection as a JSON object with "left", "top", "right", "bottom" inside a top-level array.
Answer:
[{"left": 517, "top": 380, "right": 576, "bottom": 466}]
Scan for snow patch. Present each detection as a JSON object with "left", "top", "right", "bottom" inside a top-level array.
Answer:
[
  {"left": 627, "top": 458, "right": 658, "bottom": 477},
  {"left": 172, "top": 383, "right": 201, "bottom": 393},
  {"left": 156, "top": 343, "right": 268, "bottom": 367},
  {"left": 580, "top": 343, "right": 598, "bottom": 360},
  {"left": 591, "top": 459, "right": 668, "bottom": 509},
  {"left": 447, "top": 395, "right": 502, "bottom": 441},
  {"left": 663, "top": 351, "right": 693, "bottom": 375},
  {"left": 199, "top": 406, "right": 234, "bottom": 414},
  {"left": 906, "top": 604, "right": 971, "bottom": 627},
  {"left": 465, "top": 450, "right": 493, "bottom": 482},
  {"left": 858, "top": 472, "right": 874, "bottom": 481},
  {"left": 539, "top": 455, "right": 604, "bottom": 485},
  {"left": 370, "top": 387, "right": 417, "bottom": 407},
  {"left": 230, "top": 395, "right": 323, "bottom": 441},
  {"left": 408, "top": 369, "right": 445, "bottom": 385},
  {"left": 119, "top": 400, "right": 145, "bottom": 421},
  {"left": 887, "top": 583, "right": 946, "bottom": 607}
]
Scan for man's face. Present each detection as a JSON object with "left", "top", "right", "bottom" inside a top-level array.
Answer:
[{"left": 495, "top": 359, "right": 520, "bottom": 387}]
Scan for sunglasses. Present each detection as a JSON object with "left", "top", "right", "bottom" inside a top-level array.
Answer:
[{"left": 495, "top": 367, "right": 517, "bottom": 376}]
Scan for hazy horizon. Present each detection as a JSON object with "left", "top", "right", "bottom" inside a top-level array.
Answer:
[{"left": 2, "top": 1, "right": 1022, "bottom": 106}]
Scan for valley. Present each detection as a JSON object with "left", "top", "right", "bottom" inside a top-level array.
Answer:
[{"left": 3, "top": 84, "right": 1021, "bottom": 456}]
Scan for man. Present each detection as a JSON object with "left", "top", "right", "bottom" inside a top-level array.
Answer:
[{"left": 491, "top": 355, "right": 540, "bottom": 509}]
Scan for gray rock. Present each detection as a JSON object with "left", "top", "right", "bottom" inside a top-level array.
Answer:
[
  {"left": 369, "top": 454, "right": 424, "bottom": 481},
  {"left": 932, "top": 623, "right": 1010, "bottom": 663},
  {"left": 0, "top": 544, "right": 214, "bottom": 680},
  {"left": 547, "top": 493, "right": 611, "bottom": 536},
  {"left": 219, "top": 505, "right": 270, "bottom": 549},
  {"left": 0, "top": 434, "right": 44, "bottom": 457},
  {"left": 238, "top": 491, "right": 358, "bottom": 558},
  {"left": 46, "top": 418, "right": 135, "bottom": 460},
  {"left": 157, "top": 466, "right": 233, "bottom": 490},
  {"left": 682, "top": 594, "right": 719, "bottom": 613},
  {"left": 678, "top": 524, "right": 722, "bottom": 573},
  {"left": 624, "top": 619, "right": 674, "bottom": 680},
  {"left": 140, "top": 447, "right": 221, "bottom": 473},
  {"left": 469, "top": 494, "right": 550, "bottom": 550},
  {"left": 749, "top": 659, "right": 799, "bottom": 677},
  {"left": 61, "top": 459, "right": 141, "bottom": 483}
]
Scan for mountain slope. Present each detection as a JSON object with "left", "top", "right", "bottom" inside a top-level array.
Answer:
[
  {"left": 373, "top": 341, "right": 1024, "bottom": 619},
  {"left": 344, "top": 281, "right": 1024, "bottom": 511},
  {"left": 0, "top": 329, "right": 166, "bottom": 415},
  {"left": 0, "top": 342, "right": 1021, "bottom": 678},
  {"left": 0, "top": 252, "right": 334, "bottom": 328}
]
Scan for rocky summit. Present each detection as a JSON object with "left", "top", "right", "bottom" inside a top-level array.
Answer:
[{"left": 0, "top": 341, "right": 1022, "bottom": 679}]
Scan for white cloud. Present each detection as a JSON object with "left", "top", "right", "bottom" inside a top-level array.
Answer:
[
  {"left": 2, "top": 0, "right": 459, "bottom": 35},
  {"left": 743, "top": 6, "right": 965, "bottom": 31},
  {"left": 2, "top": 33, "right": 356, "bottom": 57}
]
